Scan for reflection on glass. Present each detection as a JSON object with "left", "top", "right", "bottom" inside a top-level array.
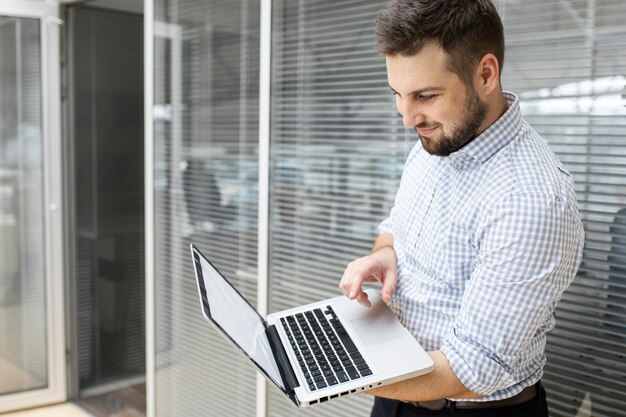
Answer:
[
  {"left": 0, "top": 16, "right": 47, "bottom": 395},
  {"left": 154, "top": 1, "right": 261, "bottom": 416}
]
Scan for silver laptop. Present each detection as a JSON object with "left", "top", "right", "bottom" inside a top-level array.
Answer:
[{"left": 190, "top": 243, "right": 434, "bottom": 407}]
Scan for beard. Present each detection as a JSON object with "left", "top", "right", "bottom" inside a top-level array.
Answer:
[{"left": 416, "top": 87, "right": 488, "bottom": 157}]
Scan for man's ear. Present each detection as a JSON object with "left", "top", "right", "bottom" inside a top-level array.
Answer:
[{"left": 476, "top": 53, "right": 500, "bottom": 96}]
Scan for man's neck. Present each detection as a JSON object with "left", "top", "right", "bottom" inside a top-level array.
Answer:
[{"left": 478, "top": 90, "right": 508, "bottom": 135}]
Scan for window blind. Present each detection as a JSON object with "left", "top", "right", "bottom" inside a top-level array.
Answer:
[
  {"left": 68, "top": 6, "right": 145, "bottom": 390},
  {"left": 153, "top": 1, "right": 260, "bottom": 416},
  {"left": 151, "top": 1, "right": 626, "bottom": 416},
  {"left": 0, "top": 15, "right": 47, "bottom": 395},
  {"left": 498, "top": 2, "right": 626, "bottom": 416},
  {"left": 267, "top": 1, "right": 626, "bottom": 416},
  {"left": 268, "top": 1, "right": 411, "bottom": 415}
]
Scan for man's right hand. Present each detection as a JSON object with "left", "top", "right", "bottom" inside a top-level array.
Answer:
[{"left": 339, "top": 244, "right": 398, "bottom": 308}]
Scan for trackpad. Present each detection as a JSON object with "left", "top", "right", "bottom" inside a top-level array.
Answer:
[{"left": 350, "top": 302, "right": 407, "bottom": 346}]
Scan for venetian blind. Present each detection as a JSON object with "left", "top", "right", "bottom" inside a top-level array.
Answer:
[
  {"left": 497, "top": 1, "right": 626, "bottom": 416},
  {"left": 68, "top": 6, "right": 145, "bottom": 390},
  {"left": 151, "top": 0, "right": 626, "bottom": 416},
  {"left": 153, "top": 0, "right": 260, "bottom": 416},
  {"left": 268, "top": 1, "right": 410, "bottom": 415},
  {"left": 267, "top": 1, "right": 626, "bottom": 417}
]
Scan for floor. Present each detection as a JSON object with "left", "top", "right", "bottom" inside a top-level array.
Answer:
[
  {"left": 0, "top": 357, "right": 44, "bottom": 396},
  {"left": 77, "top": 384, "right": 146, "bottom": 417},
  {"left": 0, "top": 302, "right": 46, "bottom": 395},
  {"left": 0, "top": 384, "right": 145, "bottom": 417},
  {"left": 1, "top": 403, "right": 93, "bottom": 417}
]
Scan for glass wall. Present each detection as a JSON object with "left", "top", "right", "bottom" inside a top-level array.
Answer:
[
  {"left": 153, "top": 0, "right": 260, "bottom": 416},
  {"left": 267, "top": 1, "right": 410, "bottom": 415},
  {"left": 68, "top": 5, "right": 145, "bottom": 390},
  {"left": 152, "top": 1, "right": 626, "bottom": 416},
  {"left": 0, "top": 15, "right": 47, "bottom": 396},
  {"left": 499, "top": 2, "right": 626, "bottom": 416}
]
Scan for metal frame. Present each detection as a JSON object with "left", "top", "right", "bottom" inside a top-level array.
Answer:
[
  {"left": 62, "top": 3, "right": 80, "bottom": 401},
  {"left": 257, "top": 2, "right": 272, "bottom": 417},
  {"left": 144, "top": 0, "right": 155, "bottom": 416},
  {"left": 0, "top": 0, "right": 66, "bottom": 413}
]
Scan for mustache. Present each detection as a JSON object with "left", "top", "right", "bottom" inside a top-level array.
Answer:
[{"left": 414, "top": 122, "right": 440, "bottom": 131}]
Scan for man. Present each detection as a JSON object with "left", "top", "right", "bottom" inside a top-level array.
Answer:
[{"left": 339, "top": 1, "right": 585, "bottom": 416}]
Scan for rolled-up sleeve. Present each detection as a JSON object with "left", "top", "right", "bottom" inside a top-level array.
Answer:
[
  {"left": 378, "top": 207, "right": 395, "bottom": 236},
  {"left": 441, "top": 192, "right": 584, "bottom": 395}
]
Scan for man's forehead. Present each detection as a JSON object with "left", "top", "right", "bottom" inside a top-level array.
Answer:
[{"left": 385, "top": 49, "right": 457, "bottom": 92}]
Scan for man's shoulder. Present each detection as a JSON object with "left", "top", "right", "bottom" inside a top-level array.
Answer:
[
  {"left": 488, "top": 120, "right": 573, "bottom": 197},
  {"left": 461, "top": 123, "right": 578, "bottom": 225}
]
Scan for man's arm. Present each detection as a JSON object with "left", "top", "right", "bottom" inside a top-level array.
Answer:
[
  {"left": 340, "top": 234, "right": 484, "bottom": 402},
  {"left": 367, "top": 351, "right": 485, "bottom": 401}
]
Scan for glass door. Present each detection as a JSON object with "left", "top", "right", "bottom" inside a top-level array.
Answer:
[{"left": 0, "top": 1, "right": 65, "bottom": 413}]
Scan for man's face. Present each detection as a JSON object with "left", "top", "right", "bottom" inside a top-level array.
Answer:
[{"left": 386, "top": 43, "right": 488, "bottom": 156}]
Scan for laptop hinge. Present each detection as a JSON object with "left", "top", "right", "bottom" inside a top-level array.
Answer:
[{"left": 266, "top": 324, "right": 300, "bottom": 392}]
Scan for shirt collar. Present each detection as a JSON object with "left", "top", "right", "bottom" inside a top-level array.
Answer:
[{"left": 447, "top": 92, "right": 522, "bottom": 170}]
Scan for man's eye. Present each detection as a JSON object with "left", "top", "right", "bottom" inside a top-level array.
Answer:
[{"left": 418, "top": 94, "right": 437, "bottom": 102}]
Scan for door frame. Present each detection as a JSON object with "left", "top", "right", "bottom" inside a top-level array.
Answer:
[{"left": 0, "top": 0, "right": 66, "bottom": 413}]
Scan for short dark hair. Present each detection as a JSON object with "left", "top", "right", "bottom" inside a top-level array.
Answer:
[{"left": 376, "top": 0, "right": 505, "bottom": 86}]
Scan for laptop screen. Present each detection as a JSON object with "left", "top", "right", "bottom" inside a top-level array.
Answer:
[{"left": 194, "top": 248, "right": 286, "bottom": 390}]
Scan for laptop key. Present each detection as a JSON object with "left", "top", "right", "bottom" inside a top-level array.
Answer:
[
  {"left": 326, "top": 375, "right": 338, "bottom": 386},
  {"left": 336, "top": 331, "right": 359, "bottom": 353},
  {"left": 316, "top": 381, "right": 327, "bottom": 389},
  {"left": 309, "top": 384, "right": 317, "bottom": 391},
  {"left": 356, "top": 363, "right": 369, "bottom": 371},
  {"left": 345, "top": 366, "right": 360, "bottom": 380},
  {"left": 336, "top": 371, "right": 349, "bottom": 383},
  {"left": 361, "top": 368, "right": 373, "bottom": 376},
  {"left": 353, "top": 357, "right": 365, "bottom": 365}
]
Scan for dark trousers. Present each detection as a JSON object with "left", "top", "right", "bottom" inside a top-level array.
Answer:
[{"left": 370, "top": 384, "right": 549, "bottom": 417}]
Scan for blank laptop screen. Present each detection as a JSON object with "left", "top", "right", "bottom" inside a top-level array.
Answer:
[{"left": 198, "top": 255, "right": 285, "bottom": 389}]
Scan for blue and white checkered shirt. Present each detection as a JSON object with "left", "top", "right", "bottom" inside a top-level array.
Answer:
[{"left": 379, "top": 92, "right": 584, "bottom": 401}]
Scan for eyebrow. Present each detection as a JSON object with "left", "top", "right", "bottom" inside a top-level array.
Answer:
[{"left": 389, "top": 86, "right": 445, "bottom": 96}]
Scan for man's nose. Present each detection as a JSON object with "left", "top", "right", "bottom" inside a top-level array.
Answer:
[{"left": 399, "top": 100, "right": 424, "bottom": 128}]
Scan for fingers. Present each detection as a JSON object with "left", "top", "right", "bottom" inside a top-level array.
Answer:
[
  {"left": 355, "top": 291, "right": 371, "bottom": 308},
  {"left": 339, "top": 261, "right": 372, "bottom": 307},
  {"left": 340, "top": 259, "right": 383, "bottom": 308},
  {"left": 381, "top": 268, "right": 397, "bottom": 303},
  {"left": 340, "top": 250, "right": 398, "bottom": 306}
]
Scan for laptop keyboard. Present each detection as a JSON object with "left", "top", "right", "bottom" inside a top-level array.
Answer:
[{"left": 280, "top": 306, "right": 372, "bottom": 391}]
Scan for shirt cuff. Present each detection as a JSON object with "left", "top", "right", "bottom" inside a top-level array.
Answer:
[{"left": 378, "top": 215, "right": 393, "bottom": 236}]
